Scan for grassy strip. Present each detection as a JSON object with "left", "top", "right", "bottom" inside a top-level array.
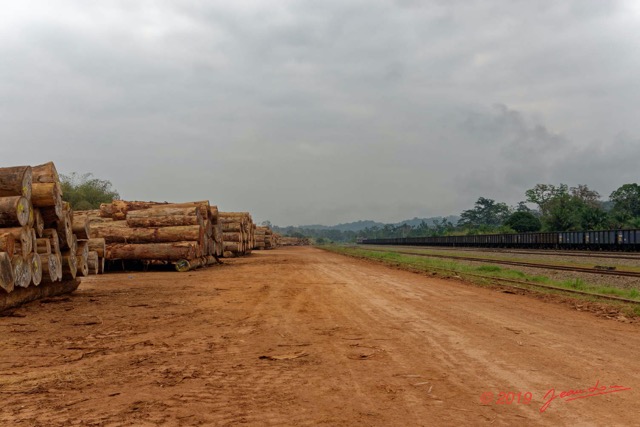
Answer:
[
  {"left": 361, "top": 245, "right": 640, "bottom": 273},
  {"left": 320, "top": 245, "right": 640, "bottom": 305}
]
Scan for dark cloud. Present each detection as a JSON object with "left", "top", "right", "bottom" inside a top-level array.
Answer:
[{"left": 0, "top": 1, "right": 638, "bottom": 225}]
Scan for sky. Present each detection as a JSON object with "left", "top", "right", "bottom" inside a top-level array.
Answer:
[{"left": 1, "top": 1, "right": 639, "bottom": 226}]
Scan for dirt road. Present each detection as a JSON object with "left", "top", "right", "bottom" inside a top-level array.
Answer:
[{"left": 1, "top": 247, "right": 638, "bottom": 426}]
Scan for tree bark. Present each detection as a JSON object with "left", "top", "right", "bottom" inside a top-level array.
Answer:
[
  {"left": 126, "top": 215, "right": 201, "bottom": 228},
  {"left": 0, "top": 279, "right": 80, "bottom": 312},
  {"left": 91, "top": 225, "right": 204, "bottom": 244},
  {"left": 106, "top": 242, "right": 199, "bottom": 261}
]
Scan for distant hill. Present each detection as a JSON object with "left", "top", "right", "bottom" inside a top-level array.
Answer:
[{"left": 282, "top": 216, "right": 459, "bottom": 232}]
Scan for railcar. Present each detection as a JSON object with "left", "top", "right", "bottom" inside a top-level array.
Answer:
[{"left": 361, "top": 229, "right": 640, "bottom": 251}]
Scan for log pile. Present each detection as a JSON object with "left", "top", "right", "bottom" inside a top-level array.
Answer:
[
  {"left": 254, "top": 226, "right": 277, "bottom": 250},
  {"left": 219, "top": 212, "right": 255, "bottom": 257},
  {"left": 278, "top": 236, "right": 310, "bottom": 246},
  {"left": 88, "top": 200, "right": 222, "bottom": 271},
  {"left": 0, "top": 162, "right": 83, "bottom": 311}
]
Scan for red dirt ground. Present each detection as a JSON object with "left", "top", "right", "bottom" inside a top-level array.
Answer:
[{"left": 1, "top": 247, "right": 638, "bottom": 426}]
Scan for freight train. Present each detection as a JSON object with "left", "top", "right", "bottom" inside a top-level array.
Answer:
[{"left": 361, "top": 229, "right": 640, "bottom": 250}]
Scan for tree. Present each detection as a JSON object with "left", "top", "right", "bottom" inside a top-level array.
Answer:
[
  {"left": 60, "top": 172, "right": 120, "bottom": 210},
  {"left": 609, "top": 183, "right": 640, "bottom": 223},
  {"left": 504, "top": 211, "right": 541, "bottom": 232},
  {"left": 458, "top": 197, "right": 511, "bottom": 228},
  {"left": 525, "top": 184, "right": 568, "bottom": 216}
]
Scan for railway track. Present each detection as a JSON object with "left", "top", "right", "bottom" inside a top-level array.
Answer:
[
  {"left": 353, "top": 246, "right": 640, "bottom": 278},
  {"left": 366, "top": 245, "right": 640, "bottom": 261},
  {"left": 339, "top": 246, "right": 640, "bottom": 305}
]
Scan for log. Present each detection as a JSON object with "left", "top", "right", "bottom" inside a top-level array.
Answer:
[
  {"left": 31, "top": 182, "right": 61, "bottom": 208},
  {"left": 126, "top": 215, "right": 201, "bottom": 228},
  {"left": 31, "top": 162, "right": 60, "bottom": 185},
  {"left": 174, "top": 256, "right": 217, "bottom": 272},
  {"left": 0, "top": 233, "right": 15, "bottom": 256},
  {"left": 61, "top": 250, "right": 78, "bottom": 280},
  {"left": 0, "top": 196, "right": 31, "bottom": 227},
  {"left": 223, "top": 242, "right": 241, "bottom": 253},
  {"left": 40, "top": 253, "right": 58, "bottom": 282},
  {"left": 34, "top": 208, "right": 44, "bottom": 237},
  {"left": 0, "top": 166, "right": 32, "bottom": 200},
  {"left": 87, "top": 251, "right": 99, "bottom": 274},
  {"left": 28, "top": 253, "right": 42, "bottom": 286},
  {"left": 0, "top": 279, "right": 80, "bottom": 313},
  {"left": 0, "top": 252, "right": 14, "bottom": 293},
  {"left": 76, "top": 255, "right": 89, "bottom": 277},
  {"left": 209, "top": 206, "right": 219, "bottom": 223},
  {"left": 76, "top": 240, "right": 89, "bottom": 259},
  {"left": 11, "top": 255, "right": 31, "bottom": 288},
  {"left": 71, "top": 215, "right": 90, "bottom": 239},
  {"left": 99, "top": 203, "right": 115, "bottom": 218},
  {"left": 106, "top": 242, "right": 199, "bottom": 261},
  {"left": 2, "top": 227, "right": 32, "bottom": 254},
  {"left": 57, "top": 209, "right": 74, "bottom": 249},
  {"left": 36, "top": 238, "right": 51, "bottom": 254},
  {"left": 43, "top": 229, "right": 61, "bottom": 255},
  {"left": 91, "top": 225, "right": 204, "bottom": 244},
  {"left": 40, "top": 204, "right": 63, "bottom": 225},
  {"left": 223, "top": 232, "right": 241, "bottom": 242},
  {"left": 222, "top": 222, "right": 242, "bottom": 233},
  {"left": 88, "top": 238, "right": 106, "bottom": 257}
]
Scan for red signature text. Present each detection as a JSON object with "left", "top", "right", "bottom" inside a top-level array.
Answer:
[{"left": 540, "top": 380, "right": 632, "bottom": 413}]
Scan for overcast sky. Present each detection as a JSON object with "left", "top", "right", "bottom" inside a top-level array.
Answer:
[{"left": 1, "top": 1, "right": 639, "bottom": 226}]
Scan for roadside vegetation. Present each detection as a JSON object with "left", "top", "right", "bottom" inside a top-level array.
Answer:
[
  {"left": 60, "top": 172, "right": 120, "bottom": 210},
  {"left": 320, "top": 245, "right": 640, "bottom": 315}
]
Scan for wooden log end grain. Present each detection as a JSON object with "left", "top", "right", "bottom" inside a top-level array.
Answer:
[{"left": 0, "top": 252, "right": 15, "bottom": 293}]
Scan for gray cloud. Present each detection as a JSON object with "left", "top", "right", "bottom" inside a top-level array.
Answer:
[{"left": 1, "top": 1, "right": 639, "bottom": 225}]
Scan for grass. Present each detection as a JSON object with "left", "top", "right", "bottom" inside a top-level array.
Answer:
[{"left": 319, "top": 244, "right": 640, "bottom": 304}]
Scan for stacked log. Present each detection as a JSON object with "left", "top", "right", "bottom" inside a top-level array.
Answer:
[
  {"left": 0, "top": 162, "right": 82, "bottom": 312},
  {"left": 219, "top": 212, "right": 255, "bottom": 257},
  {"left": 254, "top": 226, "right": 277, "bottom": 250},
  {"left": 279, "top": 236, "right": 310, "bottom": 246},
  {"left": 89, "top": 200, "right": 223, "bottom": 271}
]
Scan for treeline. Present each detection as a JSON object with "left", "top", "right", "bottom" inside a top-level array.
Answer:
[{"left": 277, "top": 182, "right": 640, "bottom": 243}]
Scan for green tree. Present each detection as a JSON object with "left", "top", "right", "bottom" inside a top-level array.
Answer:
[
  {"left": 60, "top": 172, "right": 119, "bottom": 210},
  {"left": 458, "top": 197, "right": 511, "bottom": 228},
  {"left": 609, "top": 183, "right": 640, "bottom": 224},
  {"left": 525, "top": 184, "right": 568, "bottom": 216},
  {"left": 504, "top": 211, "right": 542, "bottom": 232}
]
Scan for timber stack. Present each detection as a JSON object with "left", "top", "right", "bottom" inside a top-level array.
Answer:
[
  {"left": 279, "top": 236, "right": 310, "bottom": 246},
  {"left": 87, "top": 200, "right": 222, "bottom": 271},
  {"left": 219, "top": 212, "right": 255, "bottom": 257},
  {"left": 254, "top": 226, "right": 277, "bottom": 250},
  {"left": 0, "top": 162, "right": 86, "bottom": 312}
]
